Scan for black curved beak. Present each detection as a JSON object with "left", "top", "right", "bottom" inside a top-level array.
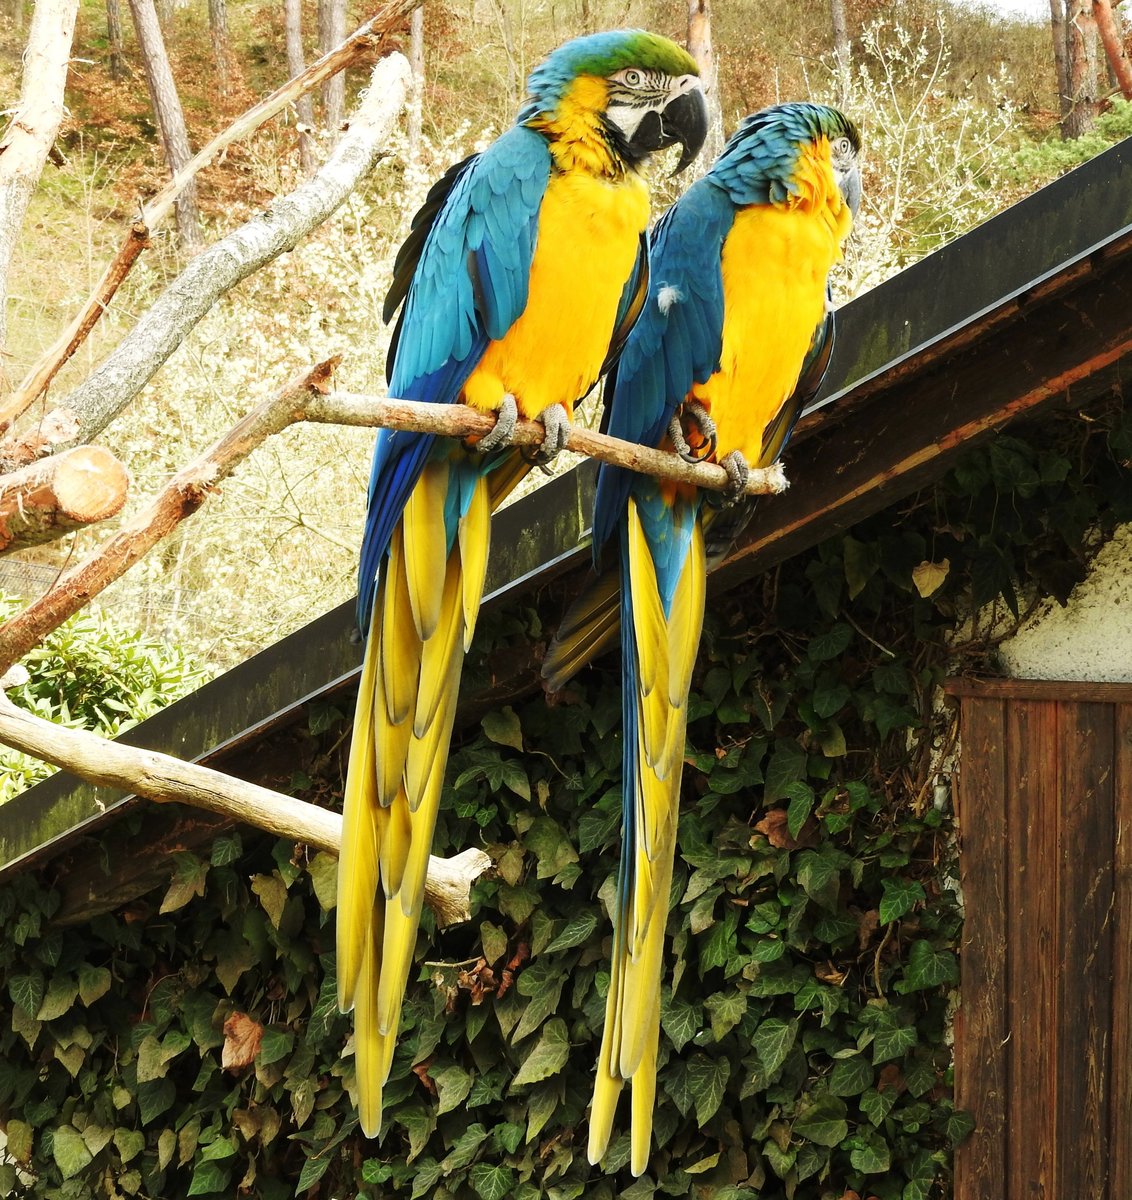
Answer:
[
  {"left": 627, "top": 82, "right": 708, "bottom": 174},
  {"left": 838, "top": 161, "right": 862, "bottom": 218}
]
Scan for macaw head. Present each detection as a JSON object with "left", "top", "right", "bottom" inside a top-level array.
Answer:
[
  {"left": 520, "top": 31, "right": 708, "bottom": 173},
  {"left": 714, "top": 102, "right": 862, "bottom": 218}
]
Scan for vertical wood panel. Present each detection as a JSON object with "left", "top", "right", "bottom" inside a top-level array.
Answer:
[
  {"left": 1006, "top": 699, "right": 1059, "bottom": 1200},
  {"left": 1056, "top": 702, "right": 1114, "bottom": 1199},
  {"left": 1110, "top": 703, "right": 1132, "bottom": 1200},
  {"left": 954, "top": 696, "right": 1008, "bottom": 1200}
]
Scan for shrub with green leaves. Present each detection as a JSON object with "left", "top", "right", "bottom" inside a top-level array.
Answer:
[
  {"left": 0, "top": 598, "right": 211, "bottom": 801},
  {"left": 0, "top": 402, "right": 1127, "bottom": 1198}
]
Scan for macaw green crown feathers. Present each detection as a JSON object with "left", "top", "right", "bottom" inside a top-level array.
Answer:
[
  {"left": 710, "top": 101, "right": 860, "bottom": 206},
  {"left": 519, "top": 30, "right": 699, "bottom": 119}
]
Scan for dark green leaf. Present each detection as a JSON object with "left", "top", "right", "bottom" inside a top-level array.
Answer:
[
  {"left": 470, "top": 1163, "right": 516, "bottom": 1200},
  {"left": 792, "top": 1094, "right": 848, "bottom": 1147}
]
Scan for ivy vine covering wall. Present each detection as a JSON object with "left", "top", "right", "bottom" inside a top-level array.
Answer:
[{"left": 0, "top": 402, "right": 1128, "bottom": 1199}]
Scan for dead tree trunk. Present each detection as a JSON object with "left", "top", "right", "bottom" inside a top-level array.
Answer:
[
  {"left": 408, "top": 4, "right": 424, "bottom": 155},
  {"left": 318, "top": 0, "right": 347, "bottom": 133},
  {"left": 0, "top": 0, "right": 80, "bottom": 366},
  {"left": 127, "top": 0, "right": 204, "bottom": 250},
  {"left": 1093, "top": 0, "right": 1132, "bottom": 98},
  {"left": 207, "top": 0, "right": 236, "bottom": 97},
  {"left": 1050, "top": 0, "right": 1071, "bottom": 123},
  {"left": 285, "top": 0, "right": 318, "bottom": 174},
  {"left": 1063, "top": 0, "right": 1100, "bottom": 138},
  {"left": 687, "top": 0, "right": 724, "bottom": 168}
]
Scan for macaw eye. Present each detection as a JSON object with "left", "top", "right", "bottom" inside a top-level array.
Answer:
[
  {"left": 833, "top": 136, "right": 853, "bottom": 157},
  {"left": 624, "top": 69, "right": 643, "bottom": 86}
]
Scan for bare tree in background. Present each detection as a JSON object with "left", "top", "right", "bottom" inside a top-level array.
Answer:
[
  {"left": 1061, "top": 0, "right": 1100, "bottom": 137},
  {"left": 830, "top": 0, "right": 850, "bottom": 105},
  {"left": 1093, "top": 0, "right": 1132, "bottom": 98},
  {"left": 1050, "top": 0, "right": 1071, "bottom": 124},
  {"left": 106, "top": 0, "right": 127, "bottom": 79},
  {"left": 687, "top": 0, "right": 723, "bottom": 167},
  {"left": 319, "top": 0, "right": 347, "bottom": 132},
  {"left": 208, "top": 0, "right": 237, "bottom": 97},
  {"left": 127, "top": 0, "right": 204, "bottom": 250},
  {"left": 285, "top": 0, "right": 318, "bottom": 174},
  {"left": 0, "top": 0, "right": 80, "bottom": 365},
  {"left": 408, "top": 5, "right": 424, "bottom": 155},
  {"left": 155, "top": 0, "right": 173, "bottom": 37}
]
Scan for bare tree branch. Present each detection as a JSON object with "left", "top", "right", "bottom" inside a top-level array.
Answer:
[
  {"left": 0, "top": 690, "right": 492, "bottom": 926},
  {"left": 2, "top": 0, "right": 420, "bottom": 430},
  {"left": 45, "top": 51, "right": 411, "bottom": 451},
  {"left": 0, "top": 0, "right": 80, "bottom": 361}
]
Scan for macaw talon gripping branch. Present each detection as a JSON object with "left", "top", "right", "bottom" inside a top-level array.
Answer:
[
  {"left": 474, "top": 392, "right": 519, "bottom": 453},
  {"left": 531, "top": 402, "right": 572, "bottom": 463}
]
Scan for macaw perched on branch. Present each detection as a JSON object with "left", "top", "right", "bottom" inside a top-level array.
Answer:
[
  {"left": 337, "top": 31, "right": 708, "bottom": 1138},
  {"left": 543, "top": 102, "right": 861, "bottom": 1175}
]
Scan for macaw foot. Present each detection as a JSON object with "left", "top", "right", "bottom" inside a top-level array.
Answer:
[
  {"left": 682, "top": 400, "right": 718, "bottom": 461},
  {"left": 531, "top": 403, "right": 572, "bottom": 464},
  {"left": 713, "top": 450, "right": 750, "bottom": 508},
  {"left": 475, "top": 393, "right": 519, "bottom": 453}
]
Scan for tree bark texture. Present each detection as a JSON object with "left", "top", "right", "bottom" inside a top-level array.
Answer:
[
  {"left": 830, "top": 0, "right": 850, "bottom": 104},
  {"left": 1093, "top": 0, "right": 1132, "bottom": 98},
  {"left": 0, "top": 691, "right": 492, "bottom": 926},
  {"left": 687, "top": 0, "right": 724, "bottom": 169},
  {"left": 318, "top": 0, "right": 347, "bottom": 132},
  {"left": 1050, "top": 0, "right": 1071, "bottom": 121},
  {"left": 126, "top": 0, "right": 204, "bottom": 249},
  {"left": 106, "top": 0, "right": 126, "bottom": 79},
  {"left": 0, "top": 0, "right": 80, "bottom": 363},
  {"left": 0, "top": 445, "right": 128, "bottom": 552},
  {"left": 207, "top": 0, "right": 236, "bottom": 97},
  {"left": 52, "top": 52, "right": 412, "bottom": 449},
  {"left": 408, "top": 4, "right": 424, "bottom": 154},
  {"left": 1063, "top": 0, "right": 1099, "bottom": 138},
  {"left": 285, "top": 0, "right": 318, "bottom": 175}
]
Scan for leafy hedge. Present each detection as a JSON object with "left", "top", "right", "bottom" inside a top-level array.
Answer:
[{"left": 0, "top": 403, "right": 1128, "bottom": 1199}]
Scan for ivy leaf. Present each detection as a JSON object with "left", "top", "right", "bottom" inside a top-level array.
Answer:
[
  {"left": 752, "top": 1018, "right": 798, "bottom": 1078},
  {"left": 544, "top": 910, "right": 598, "bottom": 954},
  {"left": 250, "top": 873, "right": 288, "bottom": 930},
  {"left": 896, "top": 940, "right": 959, "bottom": 993},
  {"left": 525, "top": 1080, "right": 560, "bottom": 1142},
  {"left": 440, "top": 1122, "right": 489, "bottom": 1172},
  {"left": 210, "top": 833, "right": 242, "bottom": 867},
  {"left": 661, "top": 996, "right": 701, "bottom": 1052},
  {"left": 307, "top": 852, "right": 338, "bottom": 911},
  {"left": 879, "top": 878, "right": 926, "bottom": 924},
  {"left": 795, "top": 850, "right": 842, "bottom": 912},
  {"left": 704, "top": 991, "right": 747, "bottom": 1040},
  {"left": 483, "top": 706, "right": 524, "bottom": 751},
  {"left": 828, "top": 1055, "right": 873, "bottom": 1097},
  {"left": 524, "top": 817, "right": 578, "bottom": 881},
  {"left": 904, "top": 1055, "right": 936, "bottom": 1097},
  {"left": 186, "top": 1160, "right": 230, "bottom": 1195},
  {"left": 114, "top": 1128, "right": 146, "bottom": 1165},
  {"left": 784, "top": 782, "right": 815, "bottom": 839},
  {"left": 872, "top": 1021, "right": 919, "bottom": 1064},
  {"left": 431, "top": 1063, "right": 474, "bottom": 1115},
  {"left": 792, "top": 1094, "right": 848, "bottom": 1147},
  {"left": 911, "top": 559, "right": 950, "bottom": 598},
  {"left": 399, "top": 1105, "right": 437, "bottom": 1162},
  {"left": 763, "top": 739, "right": 807, "bottom": 803},
  {"left": 257, "top": 1027, "right": 293, "bottom": 1067},
  {"left": 6, "top": 1120, "right": 32, "bottom": 1165},
  {"left": 295, "top": 1152, "right": 333, "bottom": 1191},
  {"left": 944, "top": 1107, "right": 976, "bottom": 1145},
  {"left": 861, "top": 1087, "right": 897, "bottom": 1126},
  {"left": 51, "top": 1125, "right": 93, "bottom": 1181},
  {"left": 221, "top": 1013, "right": 263, "bottom": 1071},
  {"left": 808, "top": 624, "right": 852, "bottom": 663},
  {"left": 470, "top": 1163, "right": 516, "bottom": 1200},
  {"left": 686, "top": 1054, "right": 729, "bottom": 1125},
  {"left": 78, "top": 964, "right": 112, "bottom": 1007},
  {"left": 513, "top": 959, "right": 566, "bottom": 1042},
  {"left": 37, "top": 974, "right": 78, "bottom": 1021},
  {"left": 160, "top": 852, "right": 208, "bottom": 914},
  {"left": 511, "top": 1018, "right": 569, "bottom": 1088},
  {"left": 9, "top": 971, "right": 45, "bottom": 1017},
  {"left": 850, "top": 1131, "right": 892, "bottom": 1173},
  {"left": 411, "top": 1159, "right": 443, "bottom": 1200}
]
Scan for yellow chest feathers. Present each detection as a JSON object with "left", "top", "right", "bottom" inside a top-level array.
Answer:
[{"left": 463, "top": 169, "right": 649, "bottom": 418}]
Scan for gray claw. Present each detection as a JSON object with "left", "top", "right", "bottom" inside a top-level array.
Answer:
[
  {"left": 476, "top": 393, "right": 518, "bottom": 453},
  {"left": 682, "top": 399, "right": 717, "bottom": 460},
  {"left": 534, "top": 403, "right": 571, "bottom": 463},
  {"left": 667, "top": 415, "right": 696, "bottom": 462},
  {"left": 719, "top": 450, "right": 750, "bottom": 507}
]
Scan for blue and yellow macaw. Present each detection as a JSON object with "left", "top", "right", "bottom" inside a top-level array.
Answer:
[
  {"left": 543, "top": 103, "right": 861, "bottom": 1174},
  {"left": 337, "top": 31, "right": 708, "bottom": 1138}
]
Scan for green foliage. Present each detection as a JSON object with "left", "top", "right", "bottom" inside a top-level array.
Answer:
[
  {"left": 0, "top": 406, "right": 1127, "bottom": 1197},
  {"left": 0, "top": 598, "right": 211, "bottom": 801},
  {"left": 1010, "top": 99, "right": 1132, "bottom": 184}
]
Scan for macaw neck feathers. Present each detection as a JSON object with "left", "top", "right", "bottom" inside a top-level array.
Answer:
[{"left": 525, "top": 75, "right": 628, "bottom": 178}]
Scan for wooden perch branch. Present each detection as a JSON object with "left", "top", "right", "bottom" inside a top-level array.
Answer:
[
  {"left": 0, "top": 365, "right": 787, "bottom": 670},
  {"left": 308, "top": 391, "right": 790, "bottom": 502},
  {"left": 0, "top": 690, "right": 491, "bottom": 926},
  {"left": 0, "top": 0, "right": 422, "bottom": 430},
  {"left": 0, "top": 445, "right": 128, "bottom": 552},
  {"left": 25, "top": 51, "right": 411, "bottom": 452}
]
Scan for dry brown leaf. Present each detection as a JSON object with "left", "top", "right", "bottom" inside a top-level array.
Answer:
[
  {"left": 752, "top": 808, "right": 819, "bottom": 850},
  {"left": 221, "top": 1011, "right": 263, "bottom": 1071}
]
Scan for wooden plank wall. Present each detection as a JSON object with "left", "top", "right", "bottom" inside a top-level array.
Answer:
[{"left": 949, "top": 680, "right": 1132, "bottom": 1200}]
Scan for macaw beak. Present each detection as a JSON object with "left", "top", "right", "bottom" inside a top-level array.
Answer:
[
  {"left": 627, "top": 79, "right": 708, "bottom": 174},
  {"left": 838, "top": 161, "right": 862, "bottom": 218}
]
